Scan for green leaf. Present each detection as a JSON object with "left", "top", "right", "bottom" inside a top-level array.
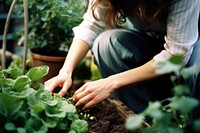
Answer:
[
  {"left": 27, "top": 65, "right": 49, "bottom": 81},
  {"left": 16, "top": 128, "right": 26, "bottom": 133},
  {"left": 143, "top": 102, "right": 161, "bottom": 116},
  {"left": 0, "top": 71, "right": 4, "bottom": 79},
  {"left": 31, "top": 104, "right": 45, "bottom": 112},
  {"left": 180, "top": 66, "right": 197, "bottom": 80},
  {"left": 0, "top": 69, "right": 10, "bottom": 78},
  {"left": 70, "top": 119, "right": 88, "bottom": 133},
  {"left": 45, "top": 106, "right": 66, "bottom": 118},
  {"left": 169, "top": 54, "right": 184, "bottom": 65},
  {"left": 156, "top": 61, "right": 182, "bottom": 74},
  {"left": 61, "top": 101, "right": 76, "bottom": 113},
  {"left": 125, "top": 115, "right": 144, "bottom": 131},
  {"left": 155, "top": 54, "right": 184, "bottom": 74},
  {"left": 5, "top": 122, "right": 16, "bottom": 131},
  {"left": 35, "top": 89, "right": 52, "bottom": 101},
  {"left": 3, "top": 87, "right": 35, "bottom": 99},
  {"left": 0, "top": 93, "right": 23, "bottom": 120},
  {"left": 41, "top": 11, "right": 50, "bottom": 21},
  {"left": 41, "top": 117, "right": 58, "bottom": 128},
  {"left": 13, "top": 76, "right": 31, "bottom": 91},
  {"left": 26, "top": 117, "right": 48, "bottom": 133},
  {"left": 45, "top": 99, "right": 58, "bottom": 106},
  {"left": 1, "top": 78, "right": 14, "bottom": 87},
  {"left": 68, "top": 131, "right": 76, "bottom": 133},
  {"left": 36, "top": 3, "right": 46, "bottom": 10},
  {"left": 10, "top": 68, "right": 23, "bottom": 79},
  {"left": 169, "top": 97, "right": 199, "bottom": 114},
  {"left": 174, "top": 85, "right": 190, "bottom": 96},
  {"left": 193, "top": 119, "right": 200, "bottom": 132}
]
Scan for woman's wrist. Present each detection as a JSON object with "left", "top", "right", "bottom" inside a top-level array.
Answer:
[
  {"left": 106, "top": 75, "right": 122, "bottom": 92},
  {"left": 59, "top": 68, "right": 73, "bottom": 78}
]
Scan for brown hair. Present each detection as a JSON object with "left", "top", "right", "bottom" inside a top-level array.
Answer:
[{"left": 86, "top": 0, "right": 170, "bottom": 29}]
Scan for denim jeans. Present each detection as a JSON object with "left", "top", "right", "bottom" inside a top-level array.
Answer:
[{"left": 91, "top": 29, "right": 200, "bottom": 117}]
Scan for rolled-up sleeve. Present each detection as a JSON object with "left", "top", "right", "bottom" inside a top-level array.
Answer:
[
  {"left": 153, "top": 0, "right": 200, "bottom": 64},
  {"left": 72, "top": 0, "right": 106, "bottom": 48}
]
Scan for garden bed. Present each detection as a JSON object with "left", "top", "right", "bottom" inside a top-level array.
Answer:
[
  {"left": 71, "top": 80, "right": 140, "bottom": 133},
  {"left": 88, "top": 96, "right": 134, "bottom": 133}
]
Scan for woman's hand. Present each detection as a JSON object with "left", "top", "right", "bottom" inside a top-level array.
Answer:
[
  {"left": 44, "top": 72, "right": 72, "bottom": 97},
  {"left": 72, "top": 77, "right": 116, "bottom": 110}
]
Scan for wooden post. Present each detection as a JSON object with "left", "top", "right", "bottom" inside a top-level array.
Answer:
[
  {"left": 22, "top": 0, "right": 28, "bottom": 74},
  {"left": 1, "top": 0, "right": 17, "bottom": 69}
]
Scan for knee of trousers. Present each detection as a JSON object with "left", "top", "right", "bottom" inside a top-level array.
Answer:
[
  {"left": 92, "top": 29, "right": 131, "bottom": 55},
  {"left": 91, "top": 29, "right": 135, "bottom": 77},
  {"left": 92, "top": 29, "right": 134, "bottom": 63}
]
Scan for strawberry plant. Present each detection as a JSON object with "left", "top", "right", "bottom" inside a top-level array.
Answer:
[{"left": 0, "top": 65, "right": 88, "bottom": 133}]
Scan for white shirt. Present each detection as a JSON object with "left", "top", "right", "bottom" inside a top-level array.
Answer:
[{"left": 73, "top": 0, "right": 200, "bottom": 64}]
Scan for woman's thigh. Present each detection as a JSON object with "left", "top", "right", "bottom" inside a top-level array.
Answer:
[{"left": 91, "top": 29, "right": 172, "bottom": 113}]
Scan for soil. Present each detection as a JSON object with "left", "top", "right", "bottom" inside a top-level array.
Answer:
[{"left": 87, "top": 97, "right": 133, "bottom": 133}]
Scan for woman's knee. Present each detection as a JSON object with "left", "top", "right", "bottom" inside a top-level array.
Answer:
[
  {"left": 91, "top": 29, "right": 135, "bottom": 76},
  {"left": 92, "top": 29, "right": 134, "bottom": 64},
  {"left": 92, "top": 29, "right": 131, "bottom": 53}
]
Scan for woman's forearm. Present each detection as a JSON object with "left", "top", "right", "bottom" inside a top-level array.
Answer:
[
  {"left": 108, "top": 59, "right": 164, "bottom": 91},
  {"left": 59, "top": 38, "right": 90, "bottom": 76}
]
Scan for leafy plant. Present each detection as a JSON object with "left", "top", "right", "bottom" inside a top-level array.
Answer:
[
  {"left": 125, "top": 54, "right": 200, "bottom": 133},
  {"left": 11, "top": 0, "right": 85, "bottom": 55},
  {"left": 0, "top": 65, "right": 88, "bottom": 133}
]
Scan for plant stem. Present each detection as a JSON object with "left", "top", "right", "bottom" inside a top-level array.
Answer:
[
  {"left": 23, "top": 0, "right": 28, "bottom": 74},
  {"left": 1, "top": 0, "right": 17, "bottom": 69}
]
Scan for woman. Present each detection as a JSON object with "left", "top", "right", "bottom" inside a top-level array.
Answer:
[{"left": 45, "top": 0, "right": 200, "bottom": 118}]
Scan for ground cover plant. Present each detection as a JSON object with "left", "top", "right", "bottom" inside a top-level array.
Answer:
[
  {"left": 125, "top": 55, "right": 200, "bottom": 133},
  {"left": 0, "top": 64, "right": 88, "bottom": 133}
]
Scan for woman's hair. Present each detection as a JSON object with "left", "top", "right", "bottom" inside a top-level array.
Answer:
[{"left": 86, "top": 0, "right": 170, "bottom": 29}]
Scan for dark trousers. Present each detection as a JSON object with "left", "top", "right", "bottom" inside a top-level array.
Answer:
[{"left": 91, "top": 29, "right": 200, "bottom": 117}]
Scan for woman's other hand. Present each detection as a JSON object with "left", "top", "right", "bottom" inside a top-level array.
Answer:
[
  {"left": 44, "top": 73, "right": 72, "bottom": 97},
  {"left": 72, "top": 78, "right": 116, "bottom": 110}
]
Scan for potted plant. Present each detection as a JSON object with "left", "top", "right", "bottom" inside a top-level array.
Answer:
[{"left": 13, "top": 0, "right": 85, "bottom": 82}]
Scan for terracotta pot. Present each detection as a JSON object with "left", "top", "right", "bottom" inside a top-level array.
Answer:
[{"left": 30, "top": 51, "right": 66, "bottom": 83}]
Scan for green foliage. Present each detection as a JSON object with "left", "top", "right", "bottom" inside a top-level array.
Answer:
[
  {"left": 90, "top": 60, "right": 102, "bottom": 80},
  {"left": 0, "top": 65, "right": 88, "bottom": 133},
  {"left": 12, "top": 0, "right": 85, "bottom": 54},
  {"left": 70, "top": 120, "right": 88, "bottom": 133},
  {"left": 74, "top": 58, "right": 92, "bottom": 80},
  {"left": 125, "top": 54, "right": 200, "bottom": 133}
]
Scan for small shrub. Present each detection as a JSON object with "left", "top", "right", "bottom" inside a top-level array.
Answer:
[{"left": 125, "top": 54, "right": 200, "bottom": 133}]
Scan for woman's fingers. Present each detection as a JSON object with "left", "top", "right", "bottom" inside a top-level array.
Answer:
[
  {"left": 73, "top": 85, "right": 105, "bottom": 110},
  {"left": 73, "top": 86, "right": 87, "bottom": 103},
  {"left": 74, "top": 92, "right": 98, "bottom": 110},
  {"left": 44, "top": 75, "right": 72, "bottom": 97},
  {"left": 72, "top": 79, "right": 114, "bottom": 110},
  {"left": 44, "top": 78, "right": 59, "bottom": 92},
  {"left": 58, "top": 80, "right": 72, "bottom": 96},
  {"left": 81, "top": 100, "right": 96, "bottom": 110}
]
